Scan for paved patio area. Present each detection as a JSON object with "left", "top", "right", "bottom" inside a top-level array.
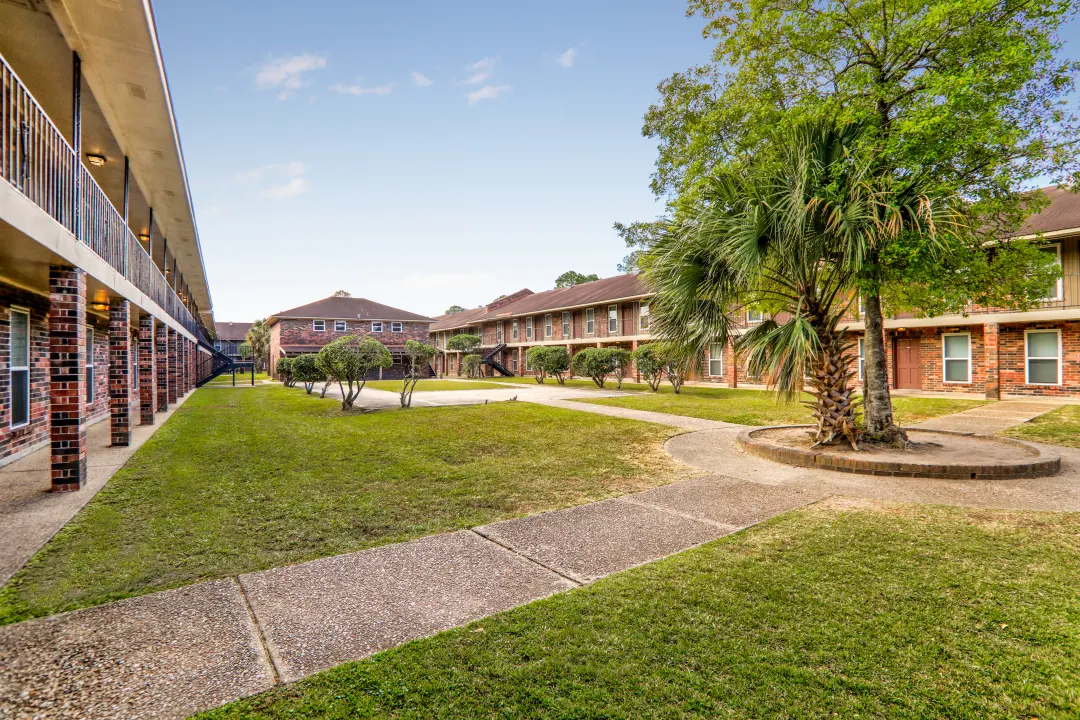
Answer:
[
  {"left": 0, "top": 391, "right": 195, "bottom": 586},
  {"left": 914, "top": 398, "right": 1065, "bottom": 434}
]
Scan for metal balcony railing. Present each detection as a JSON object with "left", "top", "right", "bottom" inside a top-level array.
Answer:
[{"left": 1, "top": 52, "right": 197, "bottom": 337}]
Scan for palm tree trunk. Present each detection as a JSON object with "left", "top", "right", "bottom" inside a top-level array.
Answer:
[
  {"left": 862, "top": 294, "right": 907, "bottom": 445},
  {"left": 806, "top": 329, "right": 859, "bottom": 450}
]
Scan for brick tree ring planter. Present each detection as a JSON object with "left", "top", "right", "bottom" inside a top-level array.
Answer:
[{"left": 737, "top": 426, "right": 1060, "bottom": 480}]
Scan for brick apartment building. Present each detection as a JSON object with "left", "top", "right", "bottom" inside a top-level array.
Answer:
[
  {"left": 0, "top": 0, "right": 217, "bottom": 486},
  {"left": 431, "top": 186, "right": 1079, "bottom": 399},
  {"left": 213, "top": 322, "right": 252, "bottom": 360},
  {"left": 267, "top": 297, "right": 434, "bottom": 379}
]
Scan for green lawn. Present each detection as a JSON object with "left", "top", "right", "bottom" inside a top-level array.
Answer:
[
  {"left": 576, "top": 387, "right": 985, "bottom": 426},
  {"left": 201, "top": 502, "right": 1080, "bottom": 719},
  {"left": 0, "top": 386, "right": 679, "bottom": 624},
  {"left": 462, "top": 376, "right": 651, "bottom": 390},
  {"left": 203, "top": 371, "right": 270, "bottom": 386},
  {"left": 1001, "top": 404, "right": 1080, "bottom": 448},
  {"left": 359, "top": 379, "right": 510, "bottom": 392}
]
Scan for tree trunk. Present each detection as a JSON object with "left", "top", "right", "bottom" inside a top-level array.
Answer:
[
  {"left": 806, "top": 330, "right": 859, "bottom": 450},
  {"left": 861, "top": 294, "right": 907, "bottom": 445}
]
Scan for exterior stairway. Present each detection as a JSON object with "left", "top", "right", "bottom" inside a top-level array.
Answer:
[{"left": 482, "top": 343, "right": 514, "bottom": 376}]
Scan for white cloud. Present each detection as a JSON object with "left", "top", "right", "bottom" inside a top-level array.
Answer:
[
  {"left": 330, "top": 82, "right": 393, "bottom": 96},
  {"left": 556, "top": 48, "right": 577, "bottom": 68},
  {"left": 259, "top": 177, "right": 310, "bottom": 200},
  {"left": 466, "top": 84, "right": 512, "bottom": 105},
  {"left": 234, "top": 161, "right": 305, "bottom": 185},
  {"left": 255, "top": 53, "right": 327, "bottom": 100},
  {"left": 402, "top": 272, "right": 495, "bottom": 291},
  {"left": 465, "top": 57, "right": 497, "bottom": 84},
  {"left": 411, "top": 71, "right": 433, "bottom": 87}
]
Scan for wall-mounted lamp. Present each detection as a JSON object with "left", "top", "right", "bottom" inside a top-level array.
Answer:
[
  {"left": 138, "top": 234, "right": 150, "bottom": 243},
  {"left": 90, "top": 302, "right": 109, "bottom": 312},
  {"left": 86, "top": 154, "right": 106, "bottom": 167}
]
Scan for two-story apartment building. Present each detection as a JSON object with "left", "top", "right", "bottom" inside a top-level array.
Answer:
[
  {"left": 267, "top": 296, "right": 433, "bottom": 379},
  {"left": 0, "top": 0, "right": 216, "bottom": 488},
  {"left": 432, "top": 187, "right": 1079, "bottom": 398},
  {"left": 213, "top": 322, "right": 252, "bottom": 360}
]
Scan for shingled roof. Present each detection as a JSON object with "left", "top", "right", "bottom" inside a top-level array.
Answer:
[
  {"left": 430, "top": 274, "right": 650, "bottom": 332},
  {"left": 214, "top": 322, "right": 252, "bottom": 341},
  {"left": 267, "top": 297, "right": 433, "bottom": 325},
  {"left": 1010, "top": 186, "right": 1080, "bottom": 237}
]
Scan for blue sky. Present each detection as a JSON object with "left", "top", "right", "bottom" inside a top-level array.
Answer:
[
  {"left": 154, "top": 0, "right": 713, "bottom": 321},
  {"left": 155, "top": 1, "right": 1079, "bottom": 323}
]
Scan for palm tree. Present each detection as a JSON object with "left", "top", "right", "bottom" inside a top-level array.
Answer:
[{"left": 645, "top": 120, "right": 961, "bottom": 448}]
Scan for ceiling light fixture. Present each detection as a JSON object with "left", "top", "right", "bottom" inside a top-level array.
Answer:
[
  {"left": 90, "top": 301, "right": 109, "bottom": 312},
  {"left": 86, "top": 154, "right": 106, "bottom": 167},
  {"left": 138, "top": 234, "right": 150, "bottom": 243}
]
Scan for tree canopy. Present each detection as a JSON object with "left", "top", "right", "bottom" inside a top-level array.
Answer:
[
  {"left": 555, "top": 271, "right": 600, "bottom": 288},
  {"left": 332, "top": 290, "right": 352, "bottom": 297},
  {"left": 444, "top": 305, "right": 467, "bottom": 315}
]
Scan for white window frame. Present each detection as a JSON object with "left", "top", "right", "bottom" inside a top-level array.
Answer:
[
  {"left": 496, "top": 321, "right": 504, "bottom": 344},
  {"left": 371, "top": 321, "right": 384, "bottom": 333},
  {"left": 858, "top": 338, "right": 865, "bottom": 381},
  {"left": 562, "top": 311, "right": 571, "bottom": 339},
  {"left": 857, "top": 296, "right": 865, "bottom": 317},
  {"left": 334, "top": 320, "right": 347, "bottom": 332},
  {"left": 511, "top": 355, "right": 519, "bottom": 372},
  {"left": 512, "top": 320, "right": 519, "bottom": 341},
  {"left": 942, "top": 332, "right": 971, "bottom": 384},
  {"left": 608, "top": 305, "right": 618, "bottom": 334},
  {"left": 391, "top": 321, "right": 403, "bottom": 333},
  {"left": 9, "top": 308, "right": 30, "bottom": 429},
  {"left": 586, "top": 308, "right": 595, "bottom": 335},
  {"left": 312, "top": 319, "right": 325, "bottom": 332},
  {"left": 525, "top": 317, "right": 534, "bottom": 341},
  {"left": 524, "top": 351, "right": 532, "bottom": 372},
  {"left": 86, "top": 326, "right": 94, "bottom": 404},
  {"left": 746, "top": 309, "right": 763, "bottom": 324},
  {"left": 1025, "top": 328, "right": 1062, "bottom": 386},
  {"left": 639, "top": 302, "right": 650, "bottom": 331},
  {"left": 1041, "top": 244, "right": 1064, "bottom": 301},
  {"left": 544, "top": 313, "right": 553, "bottom": 339},
  {"left": 708, "top": 343, "right": 724, "bottom": 377}
]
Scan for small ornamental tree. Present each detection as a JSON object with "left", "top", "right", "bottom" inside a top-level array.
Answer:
[
  {"left": 317, "top": 335, "right": 392, "bottom": 410},
  {"left": 610, "top": 348, "right": 632, "bottom": 389},
  {"left": 237, "top": 342, "right": 252, "bottom": 361},
  {"left": 400, "top": 340, "right": 437, "bottom": 408},
  {"left": 276, "top": 357, "right": 295, "bottom": 387},
  {"left": 291, "top": 353, "right": 325, "bottom": 394},
  {"left": 446, "top": 334, "right": 481, "bottom": 376},
  {"left": 571, "top": 347, "right": 619, "bottom": 388},
  {"left": 631, "top": 345, "right": 665, "bottom": 391},
  {"left": 658, "top": 345, "right": 691, "bottom": 395},
  {"left": 525, "top": 346, "right": 550, "bottom": 383},
  {"left": 534, "top": 346, "right": 571, "bottom": 385},
  {"left": 462, "top": 354, "right": 483, "bottom": 378}
]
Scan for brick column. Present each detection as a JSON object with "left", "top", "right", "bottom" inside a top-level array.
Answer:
[
  {"left": 984, "top": 322, "right": 1000, "bottom": 400},
  {"left": 726, "top": 341, "right": 738, "bottom": 388},
  {"left": 189, "top": 339, "right": 196, "bottom": 391},
  {"left": 178, "top": 336, "right": 186, "bottom": 394},
  {"left": 49, "top": 266, "right": 87, "bottom": 492},
  {"left": 156, "top": 321, "right": 169, "bottom": 411},
  {"left": 109, "top": 299, "right": 131, "bottom": 446},
  {"left": 139, "top": 314, "right": 156, "bottom": 424},
  {"left": 167, "top": 328, "right": 178, "bottom": 404}
]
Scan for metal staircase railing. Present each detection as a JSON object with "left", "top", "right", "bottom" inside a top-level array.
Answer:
[
  {"left": 197, "top": 341, "right": 256, "bottom": 386},
  {"left": 481, "top": 343, "right": 514, "bottom": 376}
]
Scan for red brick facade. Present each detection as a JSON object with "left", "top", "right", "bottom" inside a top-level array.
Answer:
[
  {"left": 48, "top": 266, "right": 88, "bottom": 491},
  {"left": 0, "top": 285, "right": 51, "bottom": 462},
  {"left": 269, "top": 318, "right": 434, "bottom": 379}
]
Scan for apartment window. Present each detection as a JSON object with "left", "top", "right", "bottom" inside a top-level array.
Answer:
[
  {"left": 639, "top": 302, "right": 650, "bottom": 331},
  {"left": 562, "top": 311, "right": 571, "bottom": 339},
  {"left": 334, "top": 320, "right": 347, "bottom": 332},
  {"left": 526, "top": 317, "right": 534, "bottom": 340},
  {"left": 544, "top": 313, "right": 553, "bottom": 338},
  {"left": 1026, "top": 329, "right": 1061, "bottom": 385},
  {"left": 369, "top": 321, "right": 382, "bottom": 333},
  {"left": 391, "top": 322, "right": 403, "bottom": 333},
  {"left": 312, "top": 320, "right": 325, "bottom": 332},
  {"left": 942, "top": 333, "right": 971, "bottom": 383},
  {"left": 86, "top": 326, "right": 94, "bottom": 404},
  {"left": 608, "top": 305, "right": 618, "bottom": 334},
  {"left": 512, "top": 320, "right": 519, "bottom": 341},
  {"left": 511, "top": 356, "right": 519, "bottom": 372},
  {"left": 746, "top": 309, "right": 763, "bottom": 324},
  {"left": 708, "top": 343, "right": 724, "bottom": 377},
  {"left": 496, "top": 321, "right": 504, "bottom": 344},
  {"left": 10, "top": 309, "right": 29, "bottom": 428},
  {"left": 586, "top": 308, "right": 595, "bottom": 335},
  {"left": 858, "top": 338, "right": 865, "bottom": 380},
  {"left": 857, "top": 296, "right": 864, "bottom": 317},
  {"left": 524, "top": 352, "right": 532, "bottom": 372},
  {"left": 1040, "top": 244, "right": 1064, "bottom": 300}
]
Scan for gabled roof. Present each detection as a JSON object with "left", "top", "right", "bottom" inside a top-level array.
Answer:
[
  {"left": 267, "top": 297, "right": 433, "bottom": 326},
  {"left": 215, "top": 322, "right": 252, "bottom": 341},
  {"left": 429, "top": 274, "right": 650, "bottom": 332},
  {"left": 1011, "top": 185, "right": 1080, "bottom": 237}
]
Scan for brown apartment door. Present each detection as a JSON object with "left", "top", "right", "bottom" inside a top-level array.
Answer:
[{"left": 894, "top": 338, "right": 922, "bottom": 390}]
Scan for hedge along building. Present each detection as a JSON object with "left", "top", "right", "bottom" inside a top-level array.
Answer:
[
  {"left": 0, "top": 0, "right": 216, "bottom": 487},
  {"left": 266, "top": 296, "right": 434, "bottom": 380}
]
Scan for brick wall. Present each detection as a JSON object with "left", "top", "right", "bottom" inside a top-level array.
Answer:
[
  {"left": 0, "top": 283, "right": 51, "bottom": 462},
  {"left": 1000, "top": 321, "right": 1080, "bottom": 396},
  {"left": 87, "top": 312, "right": 110, "bottom": 423},
  {"left": 277, "top": 318, "right": 431, "bottom": 348}
]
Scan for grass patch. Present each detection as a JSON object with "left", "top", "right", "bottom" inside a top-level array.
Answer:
[
  {"left": 359, "top": 380, "right": 510, "bottom": 392},
  {"left": 576, "top": 387, "right": 985, "bottom": 426},
  {"left": 0, "top": 386, "right": 680, "bottom": 624},
  {"left": 1001, "top": 404, "right": 1080, "bottom": 448},
  {"left": 200, "top": 502, "right": 1080, "bottom": 719},
  {"left": 464, "top": 376, "right": 651, "bottom": 390},
  {"left": 202, "top": 371, "right": 270, "bottom": 386}
]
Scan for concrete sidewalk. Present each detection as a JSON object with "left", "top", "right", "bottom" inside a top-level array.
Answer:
[
  {"left": 914, "top": 398, "right": 1064, "bottom": 434},
  {"left": 0, "top": 390, "right": 195, "bottom": 586}
]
